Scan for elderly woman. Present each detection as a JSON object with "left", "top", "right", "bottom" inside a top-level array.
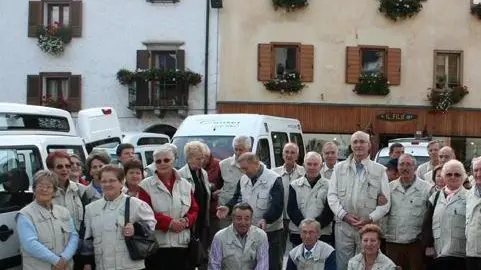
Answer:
[
  {"left": 16, "top": 170, "right": 79, "bottom": 270},
  {"left": 144, "top": 143, "right": 178, "bottom": 177},
  {"left": 430, "top": 165, "right": 445, "bottom": 193},
  {"left": 139, "top": 144, "right": 199, "bottom": 270},
  {"left": 84, "top": 150, "right": 111, "bottom": 203},
  {"left": 123, "top": 158, "right": 144, "bottom": 198},
  {"left": 178, "top": 140, "right": 211, "bottom": 263},
  {"left": 83, "top": 165, "right": 156, "bottom": 270},
  {"left": 422, "top": 159, "right": 467, "bottom": 270},
  {"left": 70, "top": 154, "right": 88, "bottom": 186},
  {"left": 347, "top": 224, "right": 397, "bottom": 270}
]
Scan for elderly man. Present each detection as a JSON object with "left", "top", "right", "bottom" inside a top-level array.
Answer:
[
  {"left": 218, "top": 135, "right": 251, "bottom": 228},
  {"left": 321, "top": 142, "right": 339, "bottom": 180},
  {"left": 209, "top": 203, "right": 269, "bottom": 270},
  {"left": 416, "top": 140, "right": 442, "bottom": 180},
  {"left": 385, "top": 154, "right": 432, "bottom": 270},
  {"left": 424, "top": 146, "right": 456, "bottom": 185},
  {"left": 327, "top": 131, "right": 390, "bottom": 270},
  {"left": 272, "top": 142, "right": 305, "bottom": 255},
  {"left": 288, "top": 152, "right": 333, "bottom": 246},
  {"left": 286, "top": 219, "right": 337, "bottom": 270},
  {"left": 465, "top": 157, "right": 481, "bottom": 270},
  {"left": 389, "top": 143, "right": 405, "bottom": 159},
  {"left": 217, "top": 152, "right": 284, "bottom": 270}
]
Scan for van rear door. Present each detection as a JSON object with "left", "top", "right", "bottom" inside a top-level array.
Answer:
[{"left": 77, "top": 107, "right": 122, "bottom": 153}]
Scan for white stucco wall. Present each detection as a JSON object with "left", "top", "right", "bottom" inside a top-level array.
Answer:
[{"left": 0, "top": 0, "right": 219, "bottom": 131}]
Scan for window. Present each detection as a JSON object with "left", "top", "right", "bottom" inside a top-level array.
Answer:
[
  {"left": 47, "top": 3, "right": 70, "bottom": 26},
  {"left": 256, "top": 138, "right": 271, "bottom": 169},
  {"left": 272, "top": 132, "right": 289, "bottom": 167},
  {"left": 26, "top": 73, "right": 82, "bottom": 112},
  {"left": 0, "top": 147, "right": 42, "bottom": 192},
  {"left": 434, "top": 51, "right": 462, "bottom": 88},
  {"left": 257, "top": 43, "right": 314, "bottom": 82},
  {"left": 153, "top": 51, "right": 178, "bottom": 70},
  {"left": 46, "top": 145, "right": 86, "bottom": 162},
  {"left": 361, "top": 48, "right": 386, "bottom": 74},
  {"left": 289, "top": 133, "right": 305, "bottom": 165},
  {"left": 145, "top": 151, "right": 154, "bottom": 166},
  {"left": 137, "top": 137, "right": 169, "bottom": 146},
  {"left": 473, "top": 0, "right": 481, "bottom": 5}
]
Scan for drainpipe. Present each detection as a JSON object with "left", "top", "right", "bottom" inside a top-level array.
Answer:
[{"left": 203, "top": 0, "right": 210, "bottom": 114}]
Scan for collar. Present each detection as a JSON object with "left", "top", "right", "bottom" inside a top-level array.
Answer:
[
  {"left": 323, "top": 162, "right": 336, "bottom": 170},
  {"left": 102, "top": 193, "right": 125, "bottom": 209},
  {"left": 303, "top": 241, "right": 318, "bottom": 254},
  {"left": 248, "top": 165, "right": 264, "bottom": 182},
  {"left": 300, "top": 174, "right": 322, "bottom": 187},
  {"left": 151, "top": 169, "right": 181, "bottom": 185},
  {"left": 229, "top": 155, "right": 240, "bottom": 168},
  {"left": 280, "top": 163, "right": 298, "bottom": 175}
]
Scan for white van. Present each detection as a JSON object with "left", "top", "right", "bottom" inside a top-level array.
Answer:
[
  {"left": 374, "top": 138, "right": 430, "bottom": 167},
  {"left": 171, "top": 114, "right": 305, "bottom": 169},
  {"left": 0, "top": 103, "right": 122, "bottom": 269}
]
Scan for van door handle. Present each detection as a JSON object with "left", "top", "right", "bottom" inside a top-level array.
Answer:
[{"left": 0, "top": 224, "right": 14, "bottom": 242}]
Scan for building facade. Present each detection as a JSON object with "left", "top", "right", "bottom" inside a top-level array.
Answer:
[
  {"left": 0, "top": 0, "right": 220, "bottom": 137},
  {"left": 216, "top": 0, "right": 481, "bottom": 163}
]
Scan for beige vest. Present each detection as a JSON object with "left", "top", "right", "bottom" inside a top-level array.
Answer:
[
  {"left": 385, "top": 177, "right": 432, "bottom": 244},
  {"left": 272, "top": 164, "right": 305, "bottom": 219},
  {"left": 178, "top": 165, "right": 211, "bottom": 226},
  {"left": 239, "top": 167, "right": 283, "bottom": 232},
  {"left": 465, "top": 187, "right": 481, "bottom": 257},
  {"left": 431, "top": 188, "right": 467, "bottom": 258},
  {"left": 219, "top": 156, "right": 243, "bottom": 205},
  {"left": 288, "top": 240, "right": 334, "bottom": 270},
  {"left": 347, "top": 252, "right": 396, "bottom": 270},
  {"left": 416, "top": 161, "right": 433, "bottom": 181},
  {"left": 53, "top": 180, "right": 86, "bottom": 231},
  {"left": 18, "top": 201, "right": 73, "bottom": 270},
  {"left": 84, "top": 194, "right": 154, "bottom": 270},
  {"left": 139, "top": 173, "right": 192, "bottom": 247},
  {"left": 214, "top": 225, "right": 268, "bottom": 270},
  {"left": 289, "top": 176, "right": 331, "bottom": 236}
]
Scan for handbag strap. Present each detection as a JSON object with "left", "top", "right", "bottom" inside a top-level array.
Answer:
[{"left": 125, "top": 196, "right": 130, "bottom": 226}]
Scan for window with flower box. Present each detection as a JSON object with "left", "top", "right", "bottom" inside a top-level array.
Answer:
[
  {"left": 26, "top": 73, "right": 82, "bottom": 112},
  {"left": 28, "top": 0, "right": 82, "bottom": 37},
  {"left": 433, "top": 50, "right": 463, "bottom": 89}
]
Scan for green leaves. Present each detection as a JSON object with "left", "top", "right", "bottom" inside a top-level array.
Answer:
[
  {"left": 353, "top": 72, "right": 390, "bottom": 96},
  {"left": 264, "top": 72, "right": 305, "bottom": 94},
  {"left": 116, "top": 68, "right": 202, "bottom": 87},
  {"left": 378, "top": 0, "right": 426, "bottom": 21}
]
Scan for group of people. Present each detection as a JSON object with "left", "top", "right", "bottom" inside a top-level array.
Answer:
[{"left": 14, "top": 131, "right": 481, "bottom": 270}]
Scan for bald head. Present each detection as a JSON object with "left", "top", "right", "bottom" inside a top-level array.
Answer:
[{"left": 438, "top": 146, "right": 456, "bottom": 165}]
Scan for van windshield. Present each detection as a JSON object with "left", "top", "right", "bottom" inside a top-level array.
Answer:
[
  {"left": 172, "top": 136, "right": 235, "bottom": 168},
  {"left": 377, "top": 156, "right": 430, "bottom": 168}
]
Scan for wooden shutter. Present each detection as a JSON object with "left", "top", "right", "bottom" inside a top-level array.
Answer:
[
  {"left": 387, "top": 48, "right": 401, "bottom": 85},
  {"left": 176, "top": 50, "right": 185, "bottom": 70},
  {"left": 300, "top": 44, "right": 314, "bottom": 82},
  {"left": 70, "top": 1, "right": 83, "bottom": 37},
  {"left": 26, "top": 75, "right": 41, "bottom": 105},
  {"left": 68, "top": 75, "right": 82, "bottom": 112},
  {"left": 136, "top": 50, "right": 150, "bottom": 70},
  {"left": 346, "top": 46, "right": 361, "bottom": 84},
  {"left": 257, "top": 43, "right": 272, "bottom": 81},
  {"left": 28, "top": 1, "right": 42, "bottom": 37}
]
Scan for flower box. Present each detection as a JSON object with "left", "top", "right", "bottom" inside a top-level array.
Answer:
[
  {"left": 264, "top": 72, "right": 305, "bottom": 94},
  {"left": 427, "top": 85, "right": 469, "bottom": 112},
  {"left": 378, "top": 0, "right": 427, "bottom": 21},
  {"left": 272, "top": 0, "right": 308, "bottom": 11},
  {"left": 353, "top": 72, "right": 390, "bottom": 96},
  {"left": 36, "top": 22, "right": 72, "bottom": 55}
]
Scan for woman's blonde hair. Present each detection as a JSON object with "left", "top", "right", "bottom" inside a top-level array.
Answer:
[{"left": 184, "top": 141, "right": 206, "bottom": 160}]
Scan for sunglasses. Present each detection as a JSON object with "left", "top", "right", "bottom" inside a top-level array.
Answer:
[
  {"left": 55, "top": 164, "right": 71, "bottom": 170},
  {"left": 445, "top": 172, "right": 462, "bottom": 177},
  {"left": 155, "top": 158, "right": 172, "bottom": 164}
]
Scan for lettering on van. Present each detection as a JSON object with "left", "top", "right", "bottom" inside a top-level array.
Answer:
[
  {"left": 198, "top": 120, "right": 241, "bottom": 129},
  {"left": 377, "top": 113, "right": 417, "bottom": 122}
]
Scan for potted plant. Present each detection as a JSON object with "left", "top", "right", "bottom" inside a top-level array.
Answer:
[
  {"left": 263, "top": 72, "right": 305, "bottom": 94},
  {"left": 116, "top": 68, "right": 202, "bottom": 86},
  {"left": 378, "top": 0, "right": 427, "bottom": 21},
  {"left": 42, "top": 96, "right": 69, "bottom": 110},
  {"left": 471, "top": 2, "right": 481, "bottom": 19},
  {"left": 353, "top": 72, "right": 390, "bottom": 96},
  {"left": 272, "top": 0, "right": 308, "bottom": 11},
  {"left": 427, "top": 85, "right": 469, "bottom": 112},
  {"left": 35, "top": 22, "right": 72, "bottom": 55}
]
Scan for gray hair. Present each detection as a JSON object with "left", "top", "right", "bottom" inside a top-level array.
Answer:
[
  {"left": 184, "top": 141, "right": 206, "bottom": 160},
  {"left": 472, "top": 157, "right": 481, "bottom": 171},
  {"left": 441, "top": 159, "right": 467, "bottom": 180},
  {"left": 398, "top": 154, "right": 417, "bottom": 167},
  {"left": 304, "top": 151, "right": 322, "bottom": 163},
  {"left": 322, "top": 142, "right": 339, "bottom": 153},
  {"left": 237, "top": 152, "right": 259, "bottom": 164},
  {"left": 283, "top": 142, "right": 299, "bottom": 154},
  {"left": 427, "top": 140, "right": 443, "bottom": 149},
  {"left": 232, "top": 135, "right": 252, "bottom": 150},
  {"left": 33, "top": 170, "right": 58, "bottom": 192},
  {"left": 153, "top": 144, "right": 177, "bottom": 160},
  {"left": 299, "top": 218, "right": 321, "bottom": 232},
  {"left": 202, "top": 143, "right": 211, "bottom": 156},
  {"left": 351, "top": 131, "right": 370, "bottom": 143}
]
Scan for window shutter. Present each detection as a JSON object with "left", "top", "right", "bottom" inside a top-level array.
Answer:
[
  {"left": 68, "top": 75, "right": 82, "bottom": 112},
  {"left": 136, "top": 50, "right": 150, "bottom": 70},
  {"left": 300, "top": 44, "right": 314, "bottom": 82},
  {"left": 70, "top": 1, "right": 83, "bottom": 37},
  {"left": 257, "top": 43, "right": 272, "bottom": 81},
  {"left": 345, "top": 46, "right": 361, "bottom": 84},
  {"left": 26, "top": 75, "right": 41, "bottom": 105},
  {"left": 387, "top": 48, "right": 401, "bottom": 85},
  {"left": 28, "top": 1, "right": 42, "bottom": 37},
  {"left": 176, "top": 50, "right": 185, "bottom": 70}
]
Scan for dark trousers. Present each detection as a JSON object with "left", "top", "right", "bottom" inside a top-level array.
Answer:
[
  {"left": 73, "top": 254, "right": 94, "bottom": 270},
  {"left": 385, "top": 241, "right": 424, "bottom": 270},
  {"left": 145, "top": 248, "right": 189, "bottom": 270},
  {"left": 433, "top": 256, "right": 466, "bottom": 270},
  {"left": 467, "top": 257, "right": 481, "bottom": 270},
  {"left": 267, "top": 229, "right": 283, "bottom": 270},
  {"left": 281, "top": 219, "right": 290, "bottom": 255}
]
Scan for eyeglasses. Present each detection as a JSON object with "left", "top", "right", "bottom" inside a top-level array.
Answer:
[
  {"left": 445, "top": 172, "right": 462, "bottom": 177},
  {"left": 36, "top": 184, "right": 54, "bottom": 191},
  {"left": 55, "top": 164, "right": 71, "bottom": 170},
  {"left": 71, "top": 162, "right": 81, "bottom": 167},
  {"left": 439, "top": 155, "right": 451, "bottom": 159},
  {"left": 155, "top": 158, "right": 172, "bottom": 164},
  {"left": 100, "top": 179, "right": 120, "bottom": 184}
]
